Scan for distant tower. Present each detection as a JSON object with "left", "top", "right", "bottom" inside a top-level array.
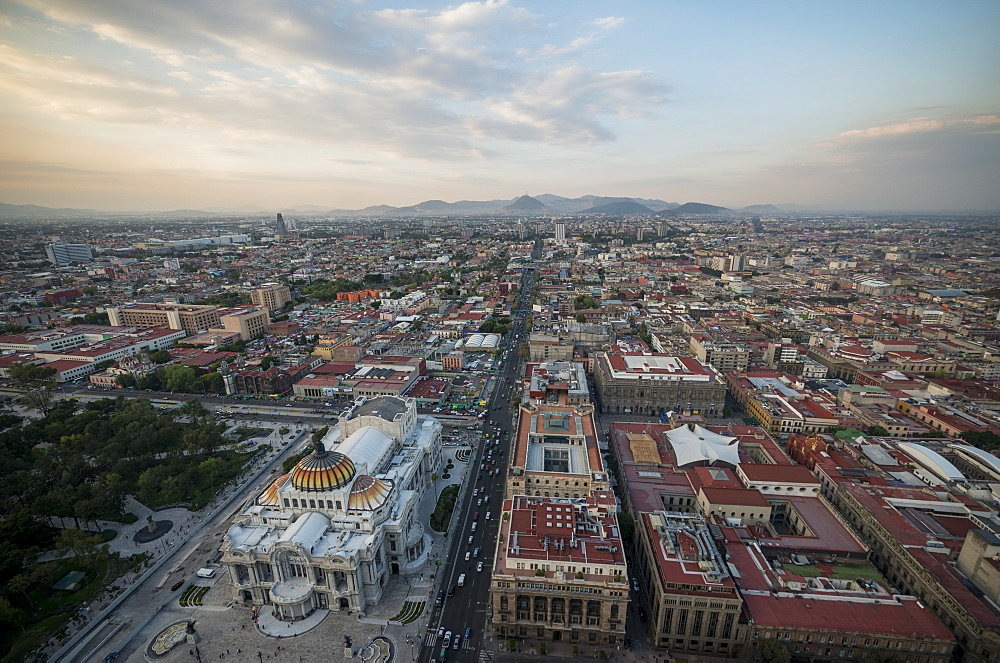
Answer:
[
  {"left": 637, "top": 227, "right": 645, "bottom": 242},
  {"left": 517, "top": 223, "right": 527, "bottom": 240},
  {"left": 554, "top": 222, "right": 566, "bottom": 242},
  {"left": 656, "top": 222, "right": 666, "bottom": 236},
  {"left": 275, "top": 212, "right": 287, "bottom": 236}
]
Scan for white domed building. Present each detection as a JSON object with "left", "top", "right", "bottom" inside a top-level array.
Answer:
[{"left": 221, "top": 396, "right": 442, "bottom": 619}]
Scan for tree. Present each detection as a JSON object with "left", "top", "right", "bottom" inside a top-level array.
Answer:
[
  {"left": 576, "top": 313, "right": 587, "bottom": 323},
  {"left": 866, "top": 425, "right": 890, "bottom": 437},
  {"left": 8, "top": 363, "right": 56, "bottom": 383},
  {"left": 760, "top": 639, "right": 790, "bottom": 663},
  {"left": 958, "top": 430, "right": 1000, "bottom": 451},
  {"left": 181, "top": 398, "right": 208, "bottom": 422},
  {"left": 259, "top": 356, "right": 274, "bottom": 370},
  {"left": 17, "top": 366, "right": 58, "bottom": 416},
  {"left": 116, "top": 373, "right": 136, "bottom": 388},
  {"left": 150, "top": 349, "right": 172, "bottom": 364},
  {"left": 163, "top": 364, "right": 197, "bottom": 393}
]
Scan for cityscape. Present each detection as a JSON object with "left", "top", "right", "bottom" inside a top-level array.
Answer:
[
  {"left": 0, "top": 209, "right": 998, "bottom": 663},
  {"left": 0, "top": 2, "right": 998, "bottom": 663}
]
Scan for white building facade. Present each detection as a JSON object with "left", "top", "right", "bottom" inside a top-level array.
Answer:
[{"left": 220, "top": 396, "right": 442, "bottom": 619}]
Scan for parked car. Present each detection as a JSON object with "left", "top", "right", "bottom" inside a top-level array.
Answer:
[{"left": 171, "top": 580, "right": 185, "bottom": 591}]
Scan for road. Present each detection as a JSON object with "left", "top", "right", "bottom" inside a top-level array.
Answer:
[{"left": 421, "top": 265, "right": 535, "bottom": 662}]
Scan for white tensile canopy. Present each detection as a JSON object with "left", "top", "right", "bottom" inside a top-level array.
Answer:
[{"left": 665, "top": 424, "right": 740, "bottom": 467}]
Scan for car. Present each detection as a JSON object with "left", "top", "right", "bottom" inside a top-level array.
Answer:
[
  {"left": 473, "top": 547, "right": 480, "bottom": 557},
  {"left": 443, "top": 631, "right": 452, "bottom": 647},
  {"left": 465, "top": 627, "right": 472, "bottom": 640},
  {"left": 477, "top": 498, "right": 482, "bottom": 506},
  {"left": 438, "top": 626, "right": 445, "bottom": 638},
  {"left": 477, "top": 561, "right": 483, "bottom": 572},
  {"left": 436, "top": 590, "right": 444, "bottom": 605},
  {"left": 171, "top": 580, "right": 185, "bottom": 591},
  {"left": 485, "top": 511, "right": 491, "bottom": 520},
  {"left": 452, "top": 634, "right": 461, "bottom": 649},
  {"left": 473, "top": 511, "right": 479, "bottom": 521},
  {"left": 473, "top": 488, "right": 479, "bottom": 496},
  {"left": 471, "top": 522, "right": 477, "bottom": 532},
  {"left": 632, "top": 577, "right": 640, "bottom": 592},
  {"left": 465, "top": 551, "right": 471, "bottom": 561},
  {"left": 468, "top": 536, "right": 474, "bottom": 545},
  {"left": 484, "top": 494, "right": 490, "bottom": 503},
  {"left": 448, "top": 585, "right": 456, "bottom": 596}
]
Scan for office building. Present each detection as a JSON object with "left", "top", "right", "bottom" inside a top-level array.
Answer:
[
  {"left": 593, "top": 351, "right": 727, "bottom": 417},
  {"left": 554, "top": 222, "right": 566, "bottom": 242},
  {"left": 45, "top": 243, "right": 92, "bottom": 265},
  {"left": 251, "top": 284, "right": 292, "bottom": 312},
  {"left": 490, "top": 493, "right": 629, "bottom": 651}
]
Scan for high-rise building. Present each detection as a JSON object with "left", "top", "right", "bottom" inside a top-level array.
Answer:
[
  {"left": 275, "top": 212, "right": 287, "bottom": 235},
  {"left": 107, "top": 303, "right": 221, "bottom": 335},
  {"left": 250, "top": 284, "right": 292, "bottom": 312},
  {"left": 45, "top": 243, "right": 92, "bottom": 265},
  {"left": 554, "top": 222, "right": 566, "bottom": 242},
  {"left": 637, "top": 227, "right": 645, "bottom": 242}
]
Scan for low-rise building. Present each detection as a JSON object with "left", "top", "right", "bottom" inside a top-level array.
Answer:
[{"left": 593, "top": 351, "right": 727, "bottom": 417}]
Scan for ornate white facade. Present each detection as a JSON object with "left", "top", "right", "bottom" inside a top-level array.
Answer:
[{"left": 220, "top": 396, "right": 442, "bottom": 619}]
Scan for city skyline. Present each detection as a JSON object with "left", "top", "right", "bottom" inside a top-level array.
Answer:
[{"left": 1, "top": 0, "right": 998, "bottom": 212}]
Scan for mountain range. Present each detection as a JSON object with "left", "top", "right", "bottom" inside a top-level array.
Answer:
[{"left": 0, "top": 197, "right": 802, "bottom": 220}]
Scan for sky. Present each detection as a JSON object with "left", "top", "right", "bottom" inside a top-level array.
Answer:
[{"left": 1, "top": 0, "right": 998, "bottom": 212}]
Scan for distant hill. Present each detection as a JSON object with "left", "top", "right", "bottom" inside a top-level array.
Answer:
[
  {"left": 0, "top": 202, "right": 111, "bottom": 219},
  {"left": 0, "top": 196, "right": 808, "bottom": 219},
  {"left": 585, "top": 200, "right": 655, "bottom": 215},
  {"left": 660, "top": 202, "right": 730, "bottom": 215},
  {"left": 503, "top": 195, "right": 545, "bottom": 211},
  {"left": 742, "top": 204, "right": 783, "bottom": 214}
]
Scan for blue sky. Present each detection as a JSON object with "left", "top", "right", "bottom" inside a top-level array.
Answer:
[{"left": 1, "top": 0, "right": 997, "bottom": 211}]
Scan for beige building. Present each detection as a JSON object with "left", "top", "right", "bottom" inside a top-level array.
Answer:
[
  {"left": 490, "top": 493, "right": 629, "bottom": 652},
  {"left": 507, "top": 403, "right": 609, "bottom": 500},
  {"left": 251, "top": 284, "right": 292, "bottom": 312},
  {"left": 217, "top": 306, "right": 269, "bottom": 341},
  {"left": 107, "top": 303, "right": 220, "bottom": 335}
]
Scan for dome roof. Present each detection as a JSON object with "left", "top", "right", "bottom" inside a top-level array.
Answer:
[
  {"left": 290, "top": 442, "right": 356, "bottom": 491},
  {"left": 257, "top": 473, "right": 290, "bottom": 506},
  {"left": 347, "top": 474, "right": 393, "bottom": 511}
]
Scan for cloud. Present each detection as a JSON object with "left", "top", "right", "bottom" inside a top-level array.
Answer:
[
  {"left": 763, "top": 111, "right": 1000, "bottom": 210},
  {"left": 591, "top": 17, "right": 625, "bottom": 31},
  {"left": 824, "top": 113, "right": 1000, "bottom": 145},
  {"left": 4, "top": 0, "right": 662, "bottom": 159}
]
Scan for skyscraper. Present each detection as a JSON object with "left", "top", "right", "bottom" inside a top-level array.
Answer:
[
  {"left": 275, "top": 212, "right": 287, "bottom": 235},
  {"left": 554, "top": 221, "right": 566, "bottom": 242}
]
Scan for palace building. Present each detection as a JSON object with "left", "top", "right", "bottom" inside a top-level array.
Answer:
[{"left": 220, "top": 396, "right": 442, "bottom": 619}]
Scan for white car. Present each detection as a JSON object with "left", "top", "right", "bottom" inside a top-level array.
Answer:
[
  {"left": 477, "top": 561, "right": 484, "bottom": 572},
  {"left": 443, "top": 631, "right": 452, "bottom": 647}
]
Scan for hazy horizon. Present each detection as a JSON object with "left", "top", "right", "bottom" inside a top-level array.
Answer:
[{"left": 2, "top": 1, "right": 998, "bottom": 212}]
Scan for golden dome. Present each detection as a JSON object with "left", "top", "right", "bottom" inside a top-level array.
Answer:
[
  {"left": 347, "top": 475, "right": 393, "bottom": 511},
  {"left": 290, "top": 442, "right": 356, "bottom": 492}
]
